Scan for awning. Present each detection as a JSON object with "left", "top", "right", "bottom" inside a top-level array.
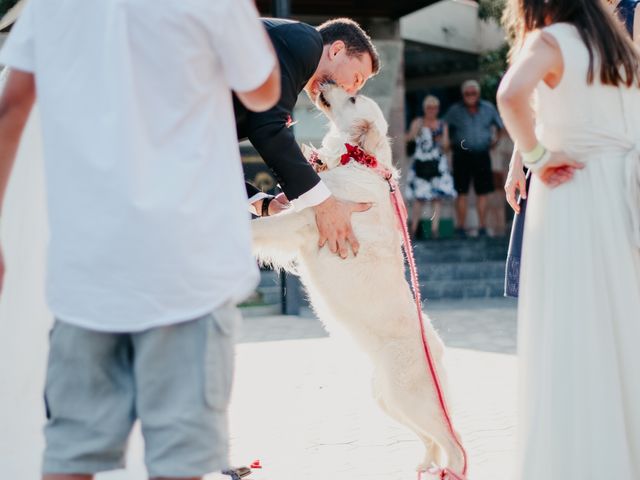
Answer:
[{"left": 256, "top": 0, "right": 436, "bottom": 19}]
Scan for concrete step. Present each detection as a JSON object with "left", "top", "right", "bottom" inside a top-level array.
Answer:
[
  {"left": 413, "top": 236, "right": 510, "bottom": 250},
  {"left": 412, "top": 240, "right": 509, "bottom": 263},
  {"left": 255, "top": 236, "right": 511, "bottom": 304},
  {"left": 421, "top": 278, "right": 505, "bottom": 300},
  {"left": 417, "top": 260, "right": 505, "bottom": 282},
  {"left": 256, "top": 270, "right": 282, "bottom": 304},
  {"left": 414, "top": 249, "right": 507, "bottom": 264}
]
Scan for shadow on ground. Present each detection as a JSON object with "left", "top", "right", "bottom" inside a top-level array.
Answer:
[{"left": 239, "top": 297, "right": 518, "bottom": 355}]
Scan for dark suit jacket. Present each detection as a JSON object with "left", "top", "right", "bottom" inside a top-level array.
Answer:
[{"left": 235, "top": 19, "right": 323, "bottom": 201}]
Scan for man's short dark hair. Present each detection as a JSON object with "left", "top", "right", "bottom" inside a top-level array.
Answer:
[{"left": 317, "top": 18, "right": 380, "bottom": 75}]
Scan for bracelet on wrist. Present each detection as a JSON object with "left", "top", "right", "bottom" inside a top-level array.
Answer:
[
  {"left": 521, "top": 143, "right": 546, "bottom": 165},
  {"left": 261, "top": 196, "right": 273, "bottom": 217},
  {"left": 521, "top": 142, "right": 551, "bottom": 172}
]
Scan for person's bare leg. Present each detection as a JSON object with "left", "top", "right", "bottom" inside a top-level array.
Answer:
[
  {"left": 455, "top": 194, "right": 468, "bottom": 230},
  {"left": 430, "top": 200, "right": 441, "bottom": 238},
  {"left": 411, "top": 200, "right": 425, "bottom": 238},
  {"left": 477, "top": 194, "right": 489, "bottom": 229},
  {"left": 44, "top": 475, "right": 92, "bottom": 480}
]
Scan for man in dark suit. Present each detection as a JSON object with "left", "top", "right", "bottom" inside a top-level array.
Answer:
[{"left": 236, "top": 17, "right": 380, "bottom": 259}]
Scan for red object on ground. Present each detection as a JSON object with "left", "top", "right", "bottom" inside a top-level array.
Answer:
[{"left": 250, "top": 460, "right": 262, "bottom": 469}]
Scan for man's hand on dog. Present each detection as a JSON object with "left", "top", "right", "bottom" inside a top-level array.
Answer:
[{"left": 314, "top": 195, "right": 371, "bottom": 259}]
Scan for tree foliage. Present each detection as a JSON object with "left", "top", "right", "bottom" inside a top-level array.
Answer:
[
  {"left": 478, "top": 0, "right": 506, "bottom": 23},
  {"left": 477, "top": 0, "right": 508, "bottom": 102},
  {"left": 0, "top": 0, "right": 19, "bottom": 20}
]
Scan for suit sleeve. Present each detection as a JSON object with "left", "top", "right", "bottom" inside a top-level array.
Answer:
[
  {"left": 245, "top": 181, "right": 261, "bottom": 198},
  {"left": 246, "top": 104, "right": 322, "bottom": 201}
]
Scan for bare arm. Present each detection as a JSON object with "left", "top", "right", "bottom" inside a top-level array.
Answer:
[
  {"left": 441, "top": 122, "right": 451, "bottom": 152},
  {"left": 504, "top": 148, "right": 527, "bottom": 213},
  {"left": 235, "top": 62, "right": 280, "bottom": 112},
  {"left": 497, "top": 31, "right": 561, "bottom": 152},
  {"left": 0, "top": 70, "right": 35, "bottom": 213},
  {"left": 0, "top": 69, "right": 36, "bottom": 293},
  {"left": 405, "top": 117, "right": 422, "bottom": 143},
  {"left": 497, "top": 31, "right": 583, "bottom": 185}
]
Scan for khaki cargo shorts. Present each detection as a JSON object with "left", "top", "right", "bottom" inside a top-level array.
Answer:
[{"left": 42, "top": 302, "right": 240, "bottom": 477}]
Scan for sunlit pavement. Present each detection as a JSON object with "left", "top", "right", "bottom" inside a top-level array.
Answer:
[{"left": 96, "top": 298, "right": 518, "bottom": 480}]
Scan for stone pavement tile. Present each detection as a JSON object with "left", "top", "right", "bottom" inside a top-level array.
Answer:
[
  {"left": 228, "top": 336, "right": 516, "bottom": 480},
  {"left": 95, "top": 298, "right": 518, "bottom": 480}
]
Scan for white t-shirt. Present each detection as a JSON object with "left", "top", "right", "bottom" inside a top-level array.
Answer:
[{"left": 0, "top": 0, "right": 275, "bottom": 332}]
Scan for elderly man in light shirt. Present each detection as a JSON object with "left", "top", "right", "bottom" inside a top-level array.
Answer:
[{"left": 445, "top": 80, "right": 505, "bottom": 237}]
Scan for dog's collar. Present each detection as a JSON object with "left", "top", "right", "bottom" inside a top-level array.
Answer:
[
  {"left": 340, "top": 143, "right": 378, "bottom": 169},
  {"left": 305, "top": 143, "right": 395, "bottom": 189},
  {"left": 340, "top": 143, "right": 394, "bottom": 183}
]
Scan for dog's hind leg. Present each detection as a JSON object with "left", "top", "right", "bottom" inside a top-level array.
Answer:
[
  {"left": 372, "top": 369, "right": 444, "bottom": 472},
  {"left": 373, "top": 335, "right": 466, "bottom": 475}
]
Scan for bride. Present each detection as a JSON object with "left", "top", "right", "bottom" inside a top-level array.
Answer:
[
  {"left": 497, "top": 0, "right": 640, "bottom": 478},
  {"left": 0, "top": 67, "right": 52, "bottom": 477}
]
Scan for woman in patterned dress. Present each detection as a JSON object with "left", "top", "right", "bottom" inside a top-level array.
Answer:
[{"left": 405, "top": 95, "right": 457, "bottom": 239}]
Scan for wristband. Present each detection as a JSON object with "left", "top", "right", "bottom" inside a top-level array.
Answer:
[
  {"left": 521, "top": 143, "right": 546, "bottom": 165},
  {"left": 525, "top": 149, "right": 552, "bottom": 173},
  {"left": 521, "top": 142, "right": 552, "bottom": 173},
  {"left": 261, "top": 196, "right": 273, "bottom": 217}
]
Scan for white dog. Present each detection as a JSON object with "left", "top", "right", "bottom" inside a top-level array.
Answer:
[{"left": 251, "top": 84, "right": 465, "bottom": 475}]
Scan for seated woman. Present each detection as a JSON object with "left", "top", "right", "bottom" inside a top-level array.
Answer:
[{"left": 405, "top": 95, "right": 457, "bottom": 239}]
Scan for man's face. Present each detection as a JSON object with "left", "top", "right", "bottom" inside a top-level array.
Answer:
[
  {"left": 463, "top": 87, "right": 480, "bottom": 108},
  {"left": 309, "top": 41, "right": 374, "bottom": 100}
]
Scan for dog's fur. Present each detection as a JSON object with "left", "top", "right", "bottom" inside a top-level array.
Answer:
[{"left": 251, "top": 85, "right": 464, "bottom": 473}]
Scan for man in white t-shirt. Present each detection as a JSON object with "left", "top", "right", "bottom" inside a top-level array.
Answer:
[{"left": 0, "top": 1, "right": 279, "bottom": 478}]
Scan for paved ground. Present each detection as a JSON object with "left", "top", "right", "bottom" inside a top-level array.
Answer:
[{"left": 96, "top": 298, "right": 518, "bottom": 480}]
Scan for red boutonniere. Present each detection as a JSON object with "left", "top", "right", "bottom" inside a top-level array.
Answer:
[
  {"left": 340, "top": 143, "right": 378, "bottom": 169},
  {"left": 286, "top": 115, "right": 297, "bottom": 128}
]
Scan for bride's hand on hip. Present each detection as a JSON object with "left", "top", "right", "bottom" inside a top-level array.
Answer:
[{"left": 538, "top": 152, "right": 584, "bottom": 187}]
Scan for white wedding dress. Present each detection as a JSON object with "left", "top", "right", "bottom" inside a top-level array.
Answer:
[
  {"left": 0, "top": 68, "right": 52, "bottom": 476},
  {"left": 517, "top": 24, "right": 640, "bottom": 479}
]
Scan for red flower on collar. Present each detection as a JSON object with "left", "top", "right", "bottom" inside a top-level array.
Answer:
[
  {"left": 340, "top": 143, "right": 378, "bottom": 169},
  {"left": 307, "top": 149, "right": 328, "bottom": 172}
]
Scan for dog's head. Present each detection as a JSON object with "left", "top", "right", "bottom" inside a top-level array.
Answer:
[{"left": 315, "top": 83, "right": 393, "bottom": 170}]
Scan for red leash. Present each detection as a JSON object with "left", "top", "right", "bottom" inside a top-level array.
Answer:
[{"left": 388, "top": 183, "right": 468, "bottom": 480}]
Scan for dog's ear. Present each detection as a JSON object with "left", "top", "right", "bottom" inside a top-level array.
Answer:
[{"left": 350, "top": 119, "right": 385, "bottom": 155}]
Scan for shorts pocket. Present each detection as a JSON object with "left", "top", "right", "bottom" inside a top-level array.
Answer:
[{"left": 204, "top": 303, "right": 240, "bottom": 410}]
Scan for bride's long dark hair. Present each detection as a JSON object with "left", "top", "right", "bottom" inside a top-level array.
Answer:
[{"left": 503, "top": 0, "right": 640, "bottom": 87}]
